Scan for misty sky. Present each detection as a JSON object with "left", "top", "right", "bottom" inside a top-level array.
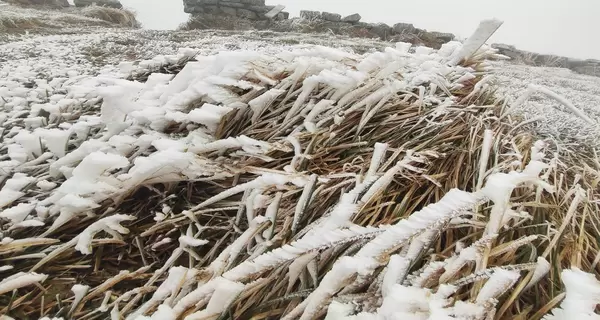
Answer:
[{"left": 120, "top": 0, "right": 599, "bottom": 60}]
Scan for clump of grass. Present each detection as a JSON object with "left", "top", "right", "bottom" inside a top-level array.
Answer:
[
  {"left": 1, "top": 19, "right": 599, "bottom": 320},
  {"left": 0, "top": 11, "right": 44, "bottom": 31},
  {"left": 80, "top": 5, "right": 140, "bottom": 28}
]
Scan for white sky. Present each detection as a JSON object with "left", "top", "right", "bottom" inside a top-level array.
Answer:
[{"left": 120, "top": 0, "right": 599, "bottom": 60}]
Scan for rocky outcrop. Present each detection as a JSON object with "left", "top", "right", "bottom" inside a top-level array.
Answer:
[
  {"left": 180, "top": 1, "right": 455, "bottom": 48},
  {"left": 492, "top": 44, "right": 600, "bottom": 77},
  {"left": 183, "top": 0, "right": 289, "bottom": 20},
  {"left": 321, "top": 12, "right": 341, "bottom": 22},
  {"left": 342, "top": 13, "right": 361, "bottom": 23},
  {"left": 74, "top": 0, "right": 123, "bottom": 8},
  {"left": 299, "top": 10, "right": 320, "bottom": 20}
]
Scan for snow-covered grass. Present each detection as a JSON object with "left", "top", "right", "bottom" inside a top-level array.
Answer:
[
  {"left": 0, "top": 4, "right": 138, "bottom": 33},
  {"left": 1, "top": 17, "right": 600, "bottom": 320}
]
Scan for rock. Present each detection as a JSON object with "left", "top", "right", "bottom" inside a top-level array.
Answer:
[
  {"left": 368, "top": 23, "right": 392, "bottom": 39},
  {"left": 392, "top": 22, "right": 415, "bottom": 34},
  {"left": 219, "top": 6, "right": 237, "bottom": 16},
  {"left": 264, "top": 4, "right": 285, "bottom": 19},
  {"left": 247, "top": 5, "right": 274, "bottom": 13},
  {"left": 300, "top": 10, "right": 321, "bottom": 20},
  {"left": 237, "top": 8, "right": 258, "bottom": 20},
  {"left": 220, "top": 1, "right": 245, "bottom": 8},
  {"left": 74, "top": 0, "right": 122, "bottom": 8},
  {"left": 274, "top": 11, "right": 289, "bottom": 20},
  {"left": 342, "top": 13, "right": 361, "bottom": 23},
  {"left": 431, "top": 31, "right": 455, "bottom": 42},
  {"left": 203, "top": 5, "right": 219, "bottom": 14},
  {"left": 240, "top": 0, "right": 264, "bottom": 5},
  {"left": 321, "top": 12, "right": 341, "bottom": 22}
]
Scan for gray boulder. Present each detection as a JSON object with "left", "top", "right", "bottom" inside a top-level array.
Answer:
[
  {"left": 274, "top": 11, "right": 289, "bottom": 20},
  {"left": 237, "top": 8, "right": 258, "bottom": 19},
  {"left": 368, "top": 23, "right": 392, "bottom": 39},
  {"left": 74, "top": 0, "right": 123, "bottom": 8},
  {"left": 392, "top": 22, "right": 415, "bottom": 34},
  {"left": 219, "top": 6, "right": 237, "bottom": 16},
  {"left": 240, "top": 0, "right": 264, "bottom": 5},
  {"left": 321, "top": 12, "right": 341, "bottom": 22},
  {"left": 220, "top": 1, "right": 245, "bottom": 8},
  {"left": 300, "top": 10, "right": 321, "bottom": 20},
  {"left": 431, "top": 31, "right": 455, "bottom": 42},
  {"left": 342, "top": 13, "right": 361, "bottom": 23}
]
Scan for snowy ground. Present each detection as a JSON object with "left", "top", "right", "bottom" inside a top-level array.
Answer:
[
  {"left": 494, "top": 62, "right": 600, "bottom": 145},
  {"left": 2, "top": 26, "right": 599, "bottom": 148}
]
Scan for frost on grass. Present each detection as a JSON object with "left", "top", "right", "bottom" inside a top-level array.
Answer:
[{"left": 0, "top": 18, "right": 598, "bottom": 320}]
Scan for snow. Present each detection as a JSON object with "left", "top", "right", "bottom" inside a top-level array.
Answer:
[{"left": 0, "top": 272, "right": 48, "bottom": 295}]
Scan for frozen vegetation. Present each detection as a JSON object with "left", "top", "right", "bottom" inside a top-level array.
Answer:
[{"left": 1, "top": 7, "right": 600, "bottom": 320}]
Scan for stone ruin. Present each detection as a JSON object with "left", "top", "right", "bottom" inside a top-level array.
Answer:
[
  {"left": 183, "top": 0, "right": 289, "bottom": 20},
  {"left": 182, "top": 1, "right": 456, "bottom": 48}
]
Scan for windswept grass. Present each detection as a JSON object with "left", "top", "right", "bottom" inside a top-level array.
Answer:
[
  {"left": 0, "top": 20, "right": 599, "bottom": 320},
  {"left": 80, "top": 6, "right": 140, "bottom": 28}
]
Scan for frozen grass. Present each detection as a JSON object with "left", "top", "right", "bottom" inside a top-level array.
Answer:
[
  {"left": 1, "top": 19, "right": 600, "bottom": 320},
  {"left": 80, "top": 6, "right": 140, "bottom": 28},
  {"left": 0, "top": 4, "right": 138, "bottom": 32}
]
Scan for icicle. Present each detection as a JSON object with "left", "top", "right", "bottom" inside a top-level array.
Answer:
[
  {"left": 476, "top": 130, "right": 494, "bottom": 191},
  {"left": 69, "top": 284, "right": 90, "bottom": 316},
  {"left": 292, "top": 174, "right": 318, "bottom": 235},
  {"left": 476, "top": 268, "right": 520, "bottom": 303},
  {"left": 249, "top": 89, "right": 286, "bottom": 123},
  {"left": 449, "top": 19, "right": 504, "bottom": 65},
  {"left": 525, "top": 257, "right": 551, "bottom": 290},
  {"left": 75, "top": 215, "right": 135, "bottom": 255},
  {"left": 382, "top": 255, "right": 411, "bottom": 298},
  {"left": 0, "top": 272, "right": 48, "bottom": 295}
]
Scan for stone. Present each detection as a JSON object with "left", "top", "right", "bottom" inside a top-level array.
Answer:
[
  {"left": 431, "top": 31, "right": 455, "bottom": 42},
  {"left": 392, "top": 22, "right": 415, "bottom": 34},
  {"left": 368, "top": 23, "right": 392, "bottom": 39},
  {"left": 198, "top": 0, "right": 218, "bottom": 3},
  {"left": 321, "top": 12, "right": 341, "bottom": 22},
  {"left": 240, "top": 0, "right": 264, "bottom": 5},
  {"left": 74, "top": 0, "right": 122, "bottom": 8},
  {"left": 342, "top": 13, "right": 361, "bottom": 23},
  {"left": 219, "top": 6, "right": 237, "bottom": 16},
  {"left": 264, "top": 4, "right": 285, "bottom": 19},
  {"left": 247, "top": 5, "right": 274, "bottom": 13},
  {"left": 203, "top": 5, "right": 219, "bottom": 14},
  {"left": 275, "top": 11, "right": 289, "bottom": 20},
  {"left": 300, "top": 10, "right": 321, "bottom": 20},
  {"left": 220, "top": 1, "right": 245, "bottom": 8},
  {"left": 237, "top": 8, "right": 258, "bottom": 20}
]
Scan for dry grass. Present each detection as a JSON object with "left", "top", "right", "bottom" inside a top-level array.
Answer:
[
  {"left": 0, "top": 38, "right": 599, "bottom": 319},
  {"left": 0, "top": 9, "right": 49, "bottom": 31},
  {"left": 80, "top": 6, "right": 140, "bottom": 28}
]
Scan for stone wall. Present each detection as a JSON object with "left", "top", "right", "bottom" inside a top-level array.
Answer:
[
  {"left": 183, "top": 0, "right": 289, "bottom": 20},
  {"left": 492, "top": 44, "right": 600, "bottom": 77}
]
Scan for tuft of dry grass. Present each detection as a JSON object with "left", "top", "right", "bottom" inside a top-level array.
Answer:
[{"left": 80, "top": 5, "right": 140, "bottom": 28}]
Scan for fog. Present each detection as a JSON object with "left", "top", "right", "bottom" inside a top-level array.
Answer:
[{"left": 120, "top": 0, "right": 599, "bottom": 60}]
